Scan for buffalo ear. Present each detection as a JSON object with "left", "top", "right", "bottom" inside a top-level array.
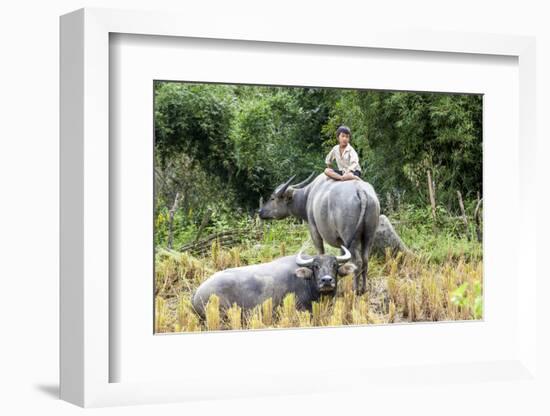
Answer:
[
  {"left": 295, "top": 267, "right": 313, "bottom": 279},
  {"left": 283, "top": 187, "right": 295, "bottom": 200},
  {"left": 338, "top": 262, "right": 357, "bottom": 276}
]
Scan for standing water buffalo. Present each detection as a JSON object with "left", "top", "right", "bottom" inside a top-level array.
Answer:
[
  {"left": 259, "top": 173, "right": 380, "bottom": 294},
  {"left": 192, "top": 247, "right": 357, "bottom": 319}
]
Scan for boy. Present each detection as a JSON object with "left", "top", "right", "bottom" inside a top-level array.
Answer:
[{"left": 324, "top": 125, "right": 361, "bottom": 181}]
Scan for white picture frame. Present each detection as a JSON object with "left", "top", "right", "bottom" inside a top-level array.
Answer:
[{"left": 60, "top": 7, "right": 538, "bottom": 408}]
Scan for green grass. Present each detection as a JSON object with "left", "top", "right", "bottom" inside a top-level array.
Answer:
[{"left": 391, "top": 204, "right": 482, "bottom": 263}]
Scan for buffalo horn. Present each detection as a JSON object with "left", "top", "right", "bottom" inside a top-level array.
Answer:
[
  {"left": 296, "top": 250, "right": 314, "bottom": 266},
  {"left": 290, "top": 171, "right": 316, "bottom": 189},
  {"left": 275, "top": 175, "right": 297, "bottom": 197},
  {"left": 336, "top": 246, "right": 352, "bottom": 263}
]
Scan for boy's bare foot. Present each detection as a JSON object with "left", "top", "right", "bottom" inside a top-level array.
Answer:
[{"left": 342, "top": 172, "right": 357, "bottom": 181}]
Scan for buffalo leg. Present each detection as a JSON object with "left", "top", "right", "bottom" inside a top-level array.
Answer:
[
  {"left": 308, "top": 223, "right": 325, "bottom": 255},
  {"left": 362, "top": 231, "right": 376, "bottom": 294},
  {"left": 361, "top": 246, "right": 369, "bottom": 294},
  {"left": 351, "top": 240, "right": 364, "bottom": 295}
]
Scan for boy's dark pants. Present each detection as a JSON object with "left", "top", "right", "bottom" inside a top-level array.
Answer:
[{"left": 330, "top": 168, "right": 362, "bottom": 177}]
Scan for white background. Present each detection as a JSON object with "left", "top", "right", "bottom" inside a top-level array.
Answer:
[{"left": 1, "top": 0, "right": 548, "bottom": 415}]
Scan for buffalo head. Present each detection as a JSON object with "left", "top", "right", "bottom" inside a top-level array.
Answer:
[
  {"left": 294, "top": 246, "right": 357, "bottom": 294},
  {"left": 258, "top": 172, "right": 316, "bottom": 219}
]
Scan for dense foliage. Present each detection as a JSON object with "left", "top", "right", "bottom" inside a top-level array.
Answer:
[{"left": 154, "top": 81, "right": 482, "bottom": 248}]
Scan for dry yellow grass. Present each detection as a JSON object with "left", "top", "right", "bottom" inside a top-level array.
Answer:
[
  {"left": 175, "top": 297, "right": 200, "bottom": 332},
  {"left": 226, "top": 303, "right": 242, "bottom": 330},
  {"left": 154, "top": 245, "right": 483, "bottom": 333},
  {"left": 277, "top": 293, "right": 298, "bottom": 328},
  {"left": 328, "top": 299, "right": 345, "bottom": 326},
  {"left": 205, "top": 294, "right": 221, "bottom": 331},
  {"left": 261, "top": 298, "right": 273, "bottom": 326},
  {"left": 297, "top": 310, "right": 312, "bottom": 327},
  {"left": 351, "top": 296, "right": 369, "bottom": 325},
  {"left": 246, "top": 306, "right": 265, "bottom": 329},
  {"left": 154, "top": 296, "right": 169, "bottom": 333}
]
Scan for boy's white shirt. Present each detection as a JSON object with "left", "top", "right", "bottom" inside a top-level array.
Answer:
[{"left": 325, "top": 144, "right": 361, "bottom": 173}]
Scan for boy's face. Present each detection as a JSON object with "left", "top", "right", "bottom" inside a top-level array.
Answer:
[{"left": 337, "top": 132, "right": 350, "bottom": 146}]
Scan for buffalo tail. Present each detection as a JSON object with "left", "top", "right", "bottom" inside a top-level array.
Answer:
[{"left": 345, "top": 188, "right": 368, "bottom": 249}]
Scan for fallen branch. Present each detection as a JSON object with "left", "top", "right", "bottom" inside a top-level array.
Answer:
[{"left": 179, "top": 227, "right": 264, "bottom": 256}]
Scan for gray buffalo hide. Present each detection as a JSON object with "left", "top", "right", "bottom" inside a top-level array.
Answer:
[{"left": 371, "top": 215, "right": 410, "bottom": 257}]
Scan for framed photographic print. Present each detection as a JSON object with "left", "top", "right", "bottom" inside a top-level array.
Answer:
[
  {"left": 60, "top": 7, "right": 538, "bottom": 408},
  {"left": 151, "top": 80, "right": 483, "bottom": 335}
]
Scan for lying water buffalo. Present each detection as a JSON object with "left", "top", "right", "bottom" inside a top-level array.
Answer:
[
  {"left": 192, "top": 246, "right": 357, "bottom": 319},
  {"left": 259, "top": 173, "right": 380, "bottom": 294}
]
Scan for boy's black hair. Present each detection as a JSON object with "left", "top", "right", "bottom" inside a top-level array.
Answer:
[{"left": 336, "top": 125, "right": 352, "bottom": 138}]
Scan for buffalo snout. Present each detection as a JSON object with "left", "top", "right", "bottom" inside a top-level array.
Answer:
[
  {"left": 258, "top": 208, "right": 268, "bottom": 219},
  {"left": 319, "top": 275, "right": 336, "bottom": 291}
]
